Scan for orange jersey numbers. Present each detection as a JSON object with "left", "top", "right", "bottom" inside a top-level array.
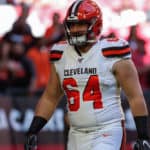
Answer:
[
  {"left": 83, "top": 75, "right": 102, "bottom": 109},
  {"left": 63, "top": 75, "right": 103, "bottom": 111},
  {"left": 63, "top": 78, "right": 80, "bottom": 111}
]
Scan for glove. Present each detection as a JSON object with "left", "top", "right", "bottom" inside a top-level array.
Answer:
[
  {"left": 133, "top": 139, "right": 150, "bottom": 150},
  {"left": 24, "top": 134, "right": 37, "bottom": 150}
]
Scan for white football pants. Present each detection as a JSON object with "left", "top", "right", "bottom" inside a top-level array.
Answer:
[{"left": 67, "top": 121, "right": 126, "bottom": 150}]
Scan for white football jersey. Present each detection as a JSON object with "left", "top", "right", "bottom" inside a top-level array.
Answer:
[{"left": 50, "top": 38, "right": 131, "bottom": 129}]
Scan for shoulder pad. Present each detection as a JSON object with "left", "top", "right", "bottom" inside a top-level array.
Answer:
[
  {"left": 101, "top": 38, "right": 131, "bottom": 58},
  {"left": 49, "top": 42, "right": 67, "bottom": 62}
]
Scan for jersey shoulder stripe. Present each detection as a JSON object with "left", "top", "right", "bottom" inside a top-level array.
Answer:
[
  {"left": 102, "top": 45, "right": 131, "bottom": 57},
  {"left": 49, "top": 41, "right": 67, "bottom": 62},
  {"left": 50, "top": 50, "right": 63, "bottom": 61},
  {"left": 101, "top": 38, "right": 131, "bottom": 58}
]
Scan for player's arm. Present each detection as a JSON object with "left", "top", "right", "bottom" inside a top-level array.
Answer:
[
  {"left": 113, "top": 59, "right": 150, "bottom": 150},
  {"left": 24, "top": 63, "right": 64, "bottom": 150},
  {"left": 34, "top": 63, "right": 63, "bottom": 119},
  {"left": 113, "top": 59, "right": 148, "bottom": 116}
]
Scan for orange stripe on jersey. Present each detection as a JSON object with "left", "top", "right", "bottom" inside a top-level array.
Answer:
[
  {"left": 103, "top": 47, "right": 130, "bottom": 56},
  {"left": 50, "top": 53, "right": 62, "bottom": 59},
  {"left": 102, "top": 45, "right": 131, "bottom": 57},
  {"left": 107, "top": 37, "right": 119, "bottom": 42},
  {"left": 58, "top": 40, "right": 67, "bottom": 44},
  {"left": 49, "top": 50, "right": 63, "bottom": 61}
]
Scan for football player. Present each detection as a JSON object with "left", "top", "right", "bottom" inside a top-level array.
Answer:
[{"left": 24, "top": 0, "right": 150, "bottom": 150}]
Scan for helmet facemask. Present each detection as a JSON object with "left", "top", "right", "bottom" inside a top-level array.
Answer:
[{"left": 64, "top": 18, "right": 98, "bottom": 46}]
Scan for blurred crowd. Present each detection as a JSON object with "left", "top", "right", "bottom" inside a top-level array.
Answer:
[
  {"left": 0, "top": 2, "right": 65, "bottom": 96},
  {"left": 0, "top": 2, "right": 149, "bottom": 150}
]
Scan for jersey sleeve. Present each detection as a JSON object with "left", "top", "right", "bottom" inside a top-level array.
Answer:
[
  {"left": 101, "top": 38, "right": 131, "bottom": 71},
  {"left": 49, "top": 42, "right": 66, "bottom": 62},
  {"left": 102, "top": 38, "right": 131, "bottom": 59}
]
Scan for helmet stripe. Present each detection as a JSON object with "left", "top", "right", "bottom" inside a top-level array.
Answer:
[
  {"left": 67, "top": 2, "right": 75, "bottom": 17},
  {"left": 70, "top": 0, "right": 83, "bottom": 17}
]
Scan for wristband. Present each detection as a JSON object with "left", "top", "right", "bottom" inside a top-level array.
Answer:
[
  {"left": 27, "top": 116, "right": 47, "bottom": 135},
  {"left": 134, "top": 116, "right": 149, "bottom": 140}
]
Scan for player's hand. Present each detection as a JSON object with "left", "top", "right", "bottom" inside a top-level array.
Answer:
[
  {"left": 133, "top": 139, "right": 150, "bottom": 150},
  {"left": 24, "top": 134, "right": 37, "bottom": 150}
]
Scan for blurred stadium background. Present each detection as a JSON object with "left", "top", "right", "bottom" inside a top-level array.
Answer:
[
  {"left": 0, "top": 0, "right": 150, "bottom": 37},
  {"left": 0, "top": 0, "right": 150, "bottom": 150}
]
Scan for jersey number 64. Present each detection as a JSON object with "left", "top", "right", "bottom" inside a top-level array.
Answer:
[{"left": 63, "top": 75, "right": 103, "bottom": 111}]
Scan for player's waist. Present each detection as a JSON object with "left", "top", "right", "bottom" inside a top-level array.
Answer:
[
  {"left": 70, "top": 120, "right": 124, "bottom": 133},
  {"left": 68, "top": 103, "right": 124, "bottom": 128}
]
